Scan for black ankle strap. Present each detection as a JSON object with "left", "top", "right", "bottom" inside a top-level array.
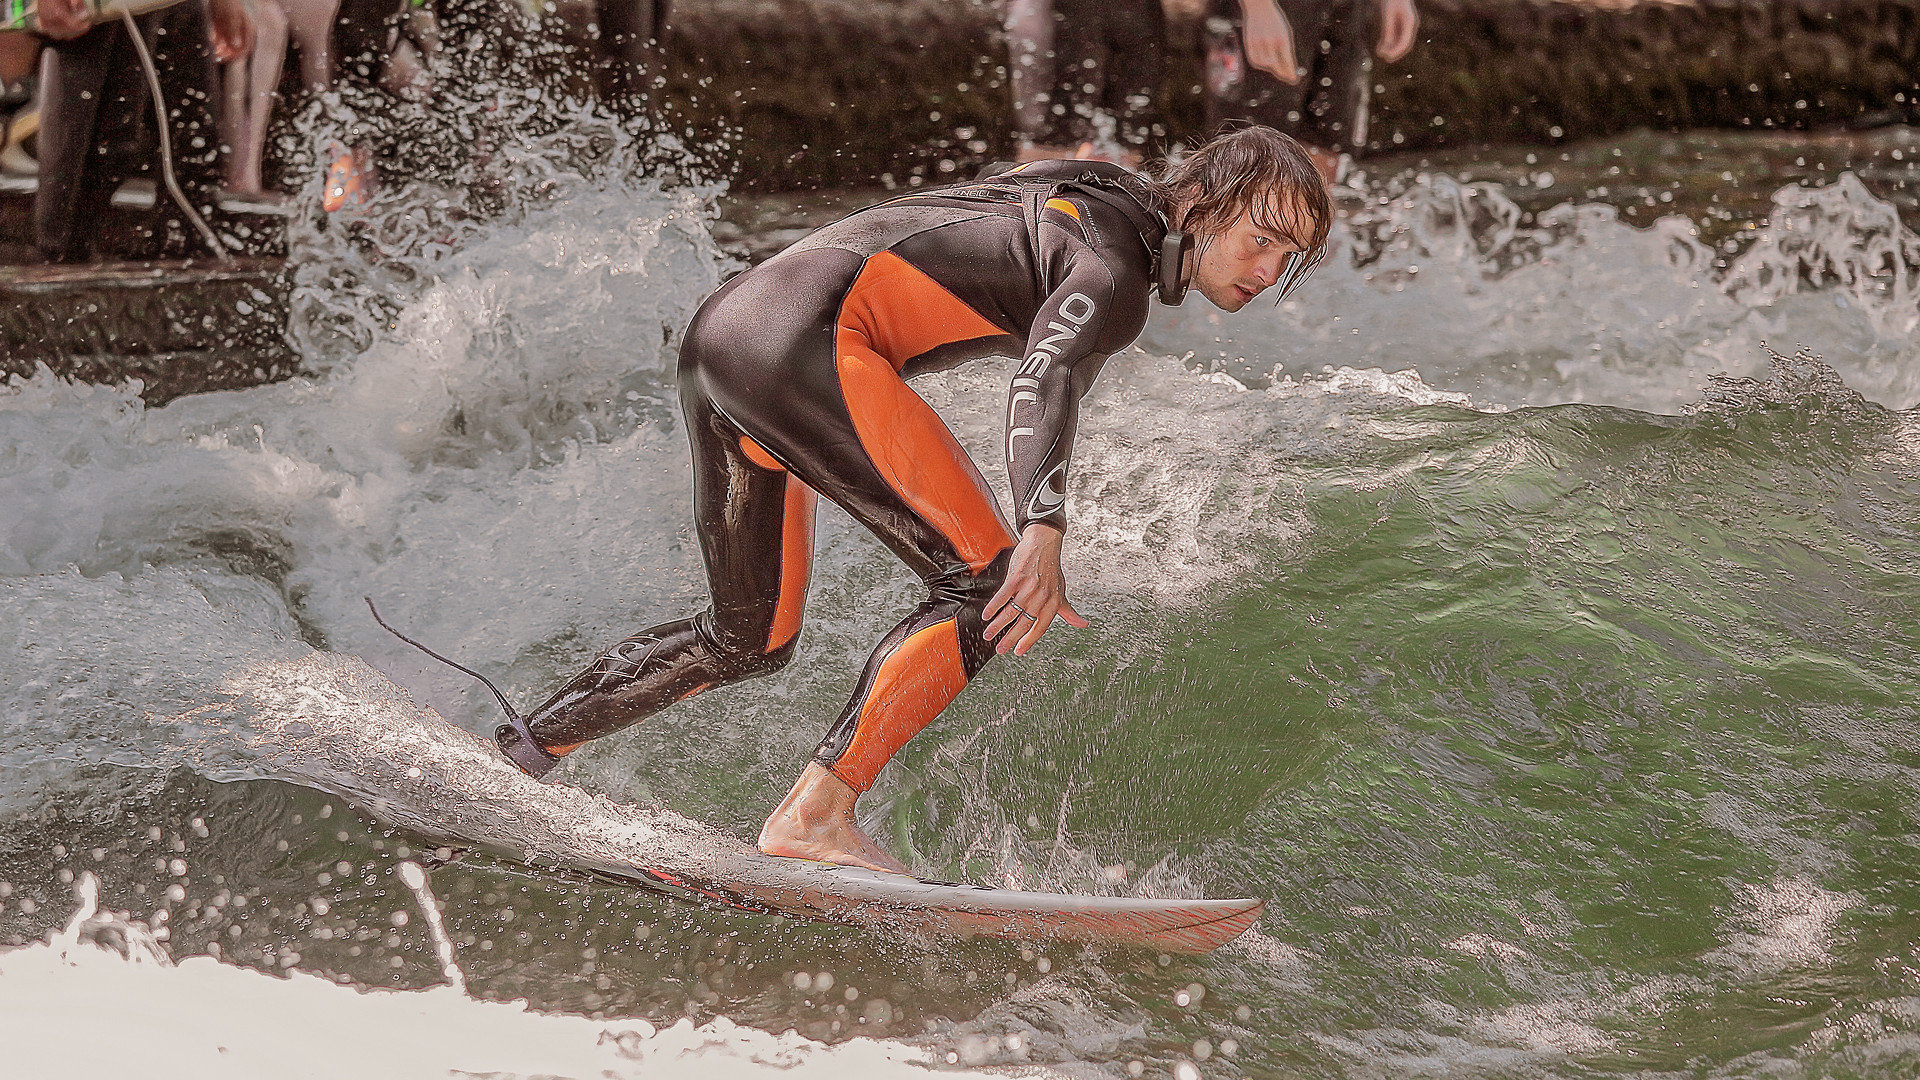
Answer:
[{"left": 496, "top": 715, "right": 558, "bottom": 778}]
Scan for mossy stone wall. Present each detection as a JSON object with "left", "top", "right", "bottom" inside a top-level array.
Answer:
[{"left": 658, "top": 0, "right": 1920, "bottom": 190}]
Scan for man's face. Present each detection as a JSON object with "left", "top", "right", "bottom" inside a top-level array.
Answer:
[{"left": 1188, "top": 202, "right": 1307, "bottom": 312}]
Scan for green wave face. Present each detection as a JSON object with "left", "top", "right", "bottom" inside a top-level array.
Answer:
[{"left": 881, "top": 356, "right": 1920, "bottom": 1073}]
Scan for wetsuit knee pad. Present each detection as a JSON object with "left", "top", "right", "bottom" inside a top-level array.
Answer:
[
  {"left": 717, "top": 632, "right": 798, "bottom": 680},
  {"left": 934, "top": 549, "right": 1013, "bottom": 651},
  {"left": 811, "top": 550, "right": 1013, "bottom": 791},
  {"left": 697, "top": 607, "right": 801, "bottom": 680}
]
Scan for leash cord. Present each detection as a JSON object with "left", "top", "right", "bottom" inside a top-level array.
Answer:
[{"left": 122, "top": 6, "right": 230, "bottom": 261}]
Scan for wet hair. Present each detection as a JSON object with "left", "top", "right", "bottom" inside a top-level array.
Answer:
[{"left": 1143, "top": 125, "right": 1333, "bottom": 254}]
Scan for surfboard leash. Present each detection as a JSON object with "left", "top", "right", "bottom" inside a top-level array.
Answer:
[{"left": 363, "top": 597, "right": 557, "bottom": 776}]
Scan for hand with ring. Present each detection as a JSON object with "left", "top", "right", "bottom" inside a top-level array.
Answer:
[{"left": 984, "top": 523, "right": 1091, "bottom": 656}]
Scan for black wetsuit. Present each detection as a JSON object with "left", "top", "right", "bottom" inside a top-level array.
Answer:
[{"left": 500, "top": 159, "right": 1166, "bottom": 793}]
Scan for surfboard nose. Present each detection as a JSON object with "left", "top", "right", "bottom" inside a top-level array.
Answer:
[{"left": 1149, "top": 898, "right": 1265, "bottom": 955}]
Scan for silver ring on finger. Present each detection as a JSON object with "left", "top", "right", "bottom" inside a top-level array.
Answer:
[{"left": 1009, "top": 602, "right": 1034, "bottom": 621}]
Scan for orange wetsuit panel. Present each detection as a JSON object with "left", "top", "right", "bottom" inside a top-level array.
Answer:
[
  {"left": 834, "top": 253, "right": 1015, "bottom": 571},
  {"left": 829, "top": 618, "right": 970, "bottom": 791},
  {"left": 739, "top": 435, "right": 784, "bottom": 471},
  {"left": 735, "top": 436, "right": 814, "bottom": 652},
  {"left": 767, "top": 476, "right": 815, "bottom": 652},
  {"left": 836, "top": 250, "right": 1008, "bottom": 371}
]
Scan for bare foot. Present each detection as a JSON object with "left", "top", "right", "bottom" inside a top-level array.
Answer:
[{"left": 758, "top": 763, "right": 911, "bottom": 875}]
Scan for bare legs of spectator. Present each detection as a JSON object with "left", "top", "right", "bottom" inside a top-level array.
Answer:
[
  {"left": 221, "top": 0, "right": 339, "bottom": 202},
  {"left": 221, "top": 0, "right": 286, "bottom": 197},
  {"left": 1006, "top": 0, "right": 1074, "bottom": 162},
  {"left": 381, "top": 3, "right": 439, "bottom": 101},
  {"left": 283, "top": 0, "right": 339, "bottom": 91}
]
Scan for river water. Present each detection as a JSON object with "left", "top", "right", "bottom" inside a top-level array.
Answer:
[{"left": 5, "top": 113, "right": 1920, "bottom": 1077}]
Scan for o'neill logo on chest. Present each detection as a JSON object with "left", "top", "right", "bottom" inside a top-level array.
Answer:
[{"left": 1007, "top": 292, "right": 1097, "bottom": 520}]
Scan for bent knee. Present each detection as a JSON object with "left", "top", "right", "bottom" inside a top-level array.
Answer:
[
  {"left": 732, "top": 640, "right": 797, "bottom": 679},
  {"left": 933, "top": 549, "right": 1013, "bottom": 611},
  {"left": 707, "top": 626, "right": 799, "bottom": 681}
]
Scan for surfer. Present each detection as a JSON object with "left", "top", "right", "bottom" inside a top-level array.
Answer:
[{"left": 493, "top": 124, "right": 1332, "bottom": 874}]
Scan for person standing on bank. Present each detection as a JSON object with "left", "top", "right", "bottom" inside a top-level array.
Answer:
[
  {"left": 33, "top": 0, "right": 253, "bottom": 262},
  {"left": 1206, "top": 0, "right": 1418, "bottom": 184},
  {"left": 1006, "top": 0, "right": 1168, "bottom": 167},
  {"left": 491, "top": 126, "right": 1332, "bottom": 874}
]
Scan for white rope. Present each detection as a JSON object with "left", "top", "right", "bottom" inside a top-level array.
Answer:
[{"left": 121, "top": 7, "right": 230, "bottom": 261}]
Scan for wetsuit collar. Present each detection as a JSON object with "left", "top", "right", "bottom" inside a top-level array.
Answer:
[{"left": 1053, "top": 175, "right": 1190, "bottom": 304}]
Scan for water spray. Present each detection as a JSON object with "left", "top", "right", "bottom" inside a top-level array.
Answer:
[
  {"left": 397, "top": 861, "right": 465, "bottom": 992},
  {"left": 122, "top": 7, "right": 230, "bottom": 263}
]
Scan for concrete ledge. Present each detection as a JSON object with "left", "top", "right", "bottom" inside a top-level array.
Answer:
[
  {"left": 1377, "top": 0, "right": 1920, "bottom": 151},
  {"left": 662, "top": 0, "right": 1011, "bottom": 190},
  {"left": 0, "top": 258, "right": 297, "bottom": 405}
]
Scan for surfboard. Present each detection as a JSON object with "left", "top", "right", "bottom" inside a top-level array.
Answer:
[
  {"left": 228, "top": 652, "right": 1264, "bottom": 955},
  {"left": 571, "top": 851, "right": 1264, "bottom": 955}
]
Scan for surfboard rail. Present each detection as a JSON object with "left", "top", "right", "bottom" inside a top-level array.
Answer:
[{"left": 575, "top": 852, "right": 1264, "bottom": 954}]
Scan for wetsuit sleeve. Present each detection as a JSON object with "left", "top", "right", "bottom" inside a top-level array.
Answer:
[{"left": 1006, "top": 258, "right": 1119, "bottom": 535}]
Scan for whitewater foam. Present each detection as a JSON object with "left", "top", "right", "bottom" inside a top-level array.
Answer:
[{"left": 0, "top": 873, "right": 967, "bottom": 1080}]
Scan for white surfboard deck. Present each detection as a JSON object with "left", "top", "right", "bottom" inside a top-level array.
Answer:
[
  {"left": 570, "top": 850, "right": 1264, "bottom": 954},
  {"left": 227, "top": 653, "right": 1263, "bottom": 954}
]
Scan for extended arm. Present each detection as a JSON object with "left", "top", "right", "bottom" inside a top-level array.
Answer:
[
  {"left": 988, "top": 264, "right": 1117, "bottom": 654},
  {"left": 1378, "top": 0, "right": 1417, "bottom": 62},
  {"left": 1236, "top": 0, "right": 1299, "bottom": 84},
  {"left": 1005, "top": 279, "right": 1111, "bottom": 537}
]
